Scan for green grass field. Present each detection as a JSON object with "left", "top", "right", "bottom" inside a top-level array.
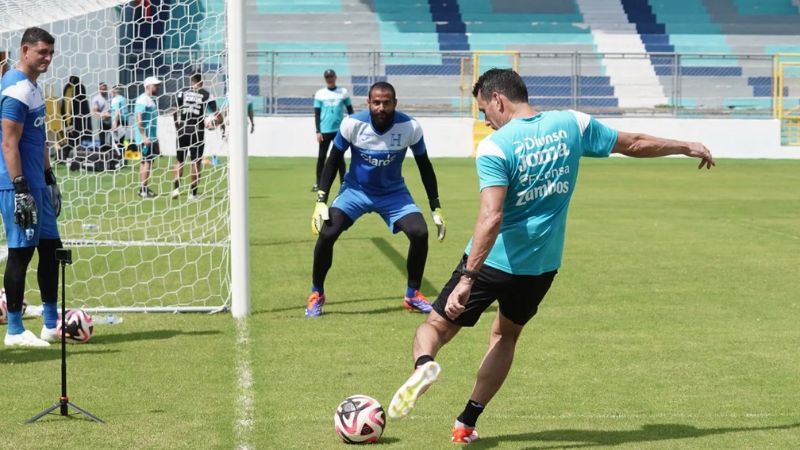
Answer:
[{"left": 2, "top": 157, "right": 799, "bottom": 449}]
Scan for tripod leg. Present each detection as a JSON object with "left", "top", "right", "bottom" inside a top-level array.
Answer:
[
  {"left": 26, "top": 402, "right": 63, "bottom": 423},
  {"left": 66, "top": 402, "right": 105, "bottom": 424}
]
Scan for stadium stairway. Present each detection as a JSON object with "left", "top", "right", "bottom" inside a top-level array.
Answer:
[{"left": 576, "top": 0, "right": 668, "bottom": 108}]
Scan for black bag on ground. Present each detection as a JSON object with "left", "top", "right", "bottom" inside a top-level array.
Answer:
[{"left": 68, "top": 146, "right": 120, "bottom": 172}]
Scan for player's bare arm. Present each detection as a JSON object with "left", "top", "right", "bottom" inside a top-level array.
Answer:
[
  {"left": 613, "top": 131, "right": 715, "bottom": 169},
  {"left": 2, "top": 118, "right": 25, "bottom": 179},
  {"left": 137, "top": 112, "right": 149, "bottom": 145},
  {"left": 444, "top": 185, "right": 505, "bottom": 320}
]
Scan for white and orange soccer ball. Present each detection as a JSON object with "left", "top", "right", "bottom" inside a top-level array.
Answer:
[
  {"left": 0, "top": 289, "right": 27, "bottom": 323},
  {"left": 204, "top": 112, "right": 223, "bottom": 130},
  {"left": 333, "top": 394, "right": 385, "bottom": 444},
  {"left": 57, "top": 308, "right": 94, "bottom": 343}
]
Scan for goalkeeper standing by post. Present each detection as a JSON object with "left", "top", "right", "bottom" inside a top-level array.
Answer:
[
  {"left": 0, "top": 27, "right": 63, "bottom": 347},
  {"left": 306, "top": 81, "right": 446, "bottom": 317}
]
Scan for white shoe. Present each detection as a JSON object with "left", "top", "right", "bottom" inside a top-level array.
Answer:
[
  {"left": 187, "top": 194, "right": 199, "bottom": 201},
  {"left": 40, "top": 325, "right": 59, "bottom": 343},
  {"left": 170, "top": 188, "right": 180, "bottom": 199},
  {"left": 5, "top": 330, "right": 51, "bottom": 347},
  {"left": 388, "top": 361, "right": 441, "bottom": 420}
]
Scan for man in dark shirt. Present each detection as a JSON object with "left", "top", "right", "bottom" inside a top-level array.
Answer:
[{"left": 172, "top": 73, "right": 217, "bottom": 200}]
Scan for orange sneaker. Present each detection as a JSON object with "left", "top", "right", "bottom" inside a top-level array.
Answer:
[
  {"left": 305, "top": 291, "right": 325, "bottom": 317},
  {"left": 403, "top": 290, "right": 432, "bottom": 313},
  {"left": 451, "top": 421, "right": 479, "bottom": 444}
]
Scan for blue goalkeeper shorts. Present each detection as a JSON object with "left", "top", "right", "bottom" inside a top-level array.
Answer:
[
  {"left": 331, "top": 183, "right": 421, "bottom": 233},
  {"left": 0, "top": 188, "right": 60, "bottom": 248}
]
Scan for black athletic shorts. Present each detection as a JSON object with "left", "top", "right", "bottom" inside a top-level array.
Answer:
[
  {"left": 177, "top": 130, "right": 205, "bottom": 163},
  {"left": 138, "top": 141, "right": 160, "bottom": 162},
  {"left": 431, "top": 254, "right": 557, "bottom": 327}
]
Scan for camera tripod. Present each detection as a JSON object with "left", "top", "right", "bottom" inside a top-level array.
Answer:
[{"left": 27, "top": 248, "right": 104, "bottom": 424}]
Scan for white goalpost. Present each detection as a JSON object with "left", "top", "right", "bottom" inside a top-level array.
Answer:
[{"left": 0, "top": 0, "right": 249, "bottom": 315}]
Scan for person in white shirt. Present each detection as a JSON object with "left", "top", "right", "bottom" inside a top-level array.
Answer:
[{"left": 91, "top": 82, "right": 110, "bottom": 147}]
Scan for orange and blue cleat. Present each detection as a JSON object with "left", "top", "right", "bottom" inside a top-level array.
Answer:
[
  {"left": 305, "top": 291, "right": 326, "bottom": 318},
  {"left": 451, "top": 421, "right": 479, "bottom": 444},
  {"left": 403, "top": 290, "right": 432, "bottom": 313}
]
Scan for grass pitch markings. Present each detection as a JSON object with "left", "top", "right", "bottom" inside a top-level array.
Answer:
[{"left": 234, "top": 317, "right": 254, "bottom": 450}]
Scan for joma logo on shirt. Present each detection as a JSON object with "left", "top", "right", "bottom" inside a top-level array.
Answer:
[
  {"left": 361, "top": 153, "right": 397, "bottom": 167},
  {"left": 516, "top": 143, "right": 570, "bottom": 171},
  {"left": 34, "top": 116, "right": 45, "bottom": 128},
  {"left": 516, "top": 180, "right": 570, "bottom": 206}
]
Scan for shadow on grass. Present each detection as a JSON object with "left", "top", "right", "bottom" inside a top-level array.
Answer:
[
  {"left": 0, "top": 348, "right": 120, "bottom": 364},
  {"left": 252, "top": 235, "right": 380, "bottom": 248},
  {"left": 90, "top": 329, "right": 220, "bottom": 345},
  {"left": 256, "top": 296, "right": 397, "bottom": 315},
  {"left": 469, "top": 422, "right": 800, "bottom": 449},
  {"left": 370, "top": 237, "right": 439, "bottom": 295},
  {"left": 371, "top": 436, "right": 400, "bottom": 445}
]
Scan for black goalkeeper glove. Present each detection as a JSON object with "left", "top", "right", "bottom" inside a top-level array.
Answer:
[
  {"left": 13, "top": 176, "right": 38, "bottom": 237},
  {"left": 45, "top": 168, "right": 62, "bottom": 217}
]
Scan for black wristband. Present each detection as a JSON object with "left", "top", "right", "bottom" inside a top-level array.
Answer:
[
  {"left": 13, "top": 176, "right": 29, "bottom": 194},
  {"left": 429, "top": 198, "right": 441, "bottom": 211},
  {"left": 44, "top": 168, "right": 57, "bottom": 185},
  {"left": 459, "top": 266, "right": 479, "bottom": 280}
]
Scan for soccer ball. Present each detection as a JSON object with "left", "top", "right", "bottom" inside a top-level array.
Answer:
[
  {"left": 333, "top": 394, "right": 385, "bottom": 444},
  {"left": 57, "top": 309, "right": 94, "bottom": 343},
  {"left": 204, "top": 113, "right": 222, "bottom": 130},
  {"left": 0, "top": 289, "right": 27, "bottom": 323}
]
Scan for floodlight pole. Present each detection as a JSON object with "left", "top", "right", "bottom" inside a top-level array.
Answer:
[
  {"left": 27, "top": 248, "right": 104, "bottom": 424},
  {"left": 228, "top": 0, "right": 251, "bottom": 318}
]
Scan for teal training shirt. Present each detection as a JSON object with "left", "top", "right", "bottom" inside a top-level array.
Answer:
[
  {"left": 110, "top": 94, "right": 128, "bottom": 125},
  {"left": 314, "top": 86, "right": 352, "bottom": 133},
  {"left": 133, "top": 93, "right": 158, "bottom": 143},
  {"left": 466, "top": 110, "right": 618, "bottom": 275}
]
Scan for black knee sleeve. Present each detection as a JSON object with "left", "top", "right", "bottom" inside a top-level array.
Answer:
[
  {"left": 37, "top": 239, "right": 63, "bottom": 301},
  {"left": 396, "top": 213, "right": 429, "bottom": 244},
  {"left": 312, "top": 209, "right": 353, "bottom": 287},
  {"left": 4, "top": 247, "right": 35, "bottom": 311},
  {"left": 396, "top": 213, "right": 429, "bottom": 290}
]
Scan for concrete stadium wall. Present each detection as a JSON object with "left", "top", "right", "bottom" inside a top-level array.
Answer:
[{"left": 157, "top": 116, "right": 800, "bottom": 159}]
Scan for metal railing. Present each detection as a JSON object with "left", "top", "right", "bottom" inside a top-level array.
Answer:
[{"left": 246, "top": 50, "right": 778, "bottom": 118}]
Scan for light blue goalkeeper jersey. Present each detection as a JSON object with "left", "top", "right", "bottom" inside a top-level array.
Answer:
[
  {"left": 332, "top": 110, "right": 427, "bottom": 196},
  {"left": 465, "top": 110, "right": 618, "bottom": 275},
  {"left": 0, "top": 69, "right": 47, "bottom": 189}
]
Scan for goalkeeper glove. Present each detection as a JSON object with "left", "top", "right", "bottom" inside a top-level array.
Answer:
[
  {"left": 431, "top": 208, "right": 446, "bottom": 242},
  {"left": 44, "top": 168, "right": 62, "bottom": 217},
  {"left": 311, "top": 191, "right": 329, "bottom": 235},
  {"left": 13, "top": 176, "right": 38, "bottom": 238}
]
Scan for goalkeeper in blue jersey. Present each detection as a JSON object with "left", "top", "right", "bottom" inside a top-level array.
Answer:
[
  {"left": 0, "top": 27, "right": 63, "bottom": 347},
  {"left": 307, "top": 81, "right": 446, "bottom": 317},
  {"left": 387, "top": 68, "right": 715, "bottom": 443}
]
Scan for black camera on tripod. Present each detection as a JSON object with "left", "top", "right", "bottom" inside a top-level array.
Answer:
[{"left": 54, "top": 248, "right": 72, "bottom": 264}]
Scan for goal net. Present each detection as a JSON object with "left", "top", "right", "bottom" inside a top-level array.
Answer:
[{"left": 0, "top": 0, "right": 232, "bottom": 312}]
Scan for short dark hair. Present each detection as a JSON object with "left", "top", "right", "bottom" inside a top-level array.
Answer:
[
  {"left": 191, "top": 73, "right": 202, "bottom": 83},
  {"left": 368, "top": 81, "right": 396, "bottom": 100},
  {"left": 21, "top": 27, "right": 55, "bottom": 47},
  {"left": 472, "top": 68, "right": 528, "bottom": 103}
]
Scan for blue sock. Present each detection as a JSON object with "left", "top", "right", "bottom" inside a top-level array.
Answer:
[
  {"left": 406, "top": 287, "right": 417, "bottom": 298},
  {"left": 43, "top": 301, "right": 58, "bottom": 329},
  {"left": 311, "top": 285, "right": 324, "bottom": 295},
  {"left": 7, "top": 311, "right": 24, "bottom": 335}
]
